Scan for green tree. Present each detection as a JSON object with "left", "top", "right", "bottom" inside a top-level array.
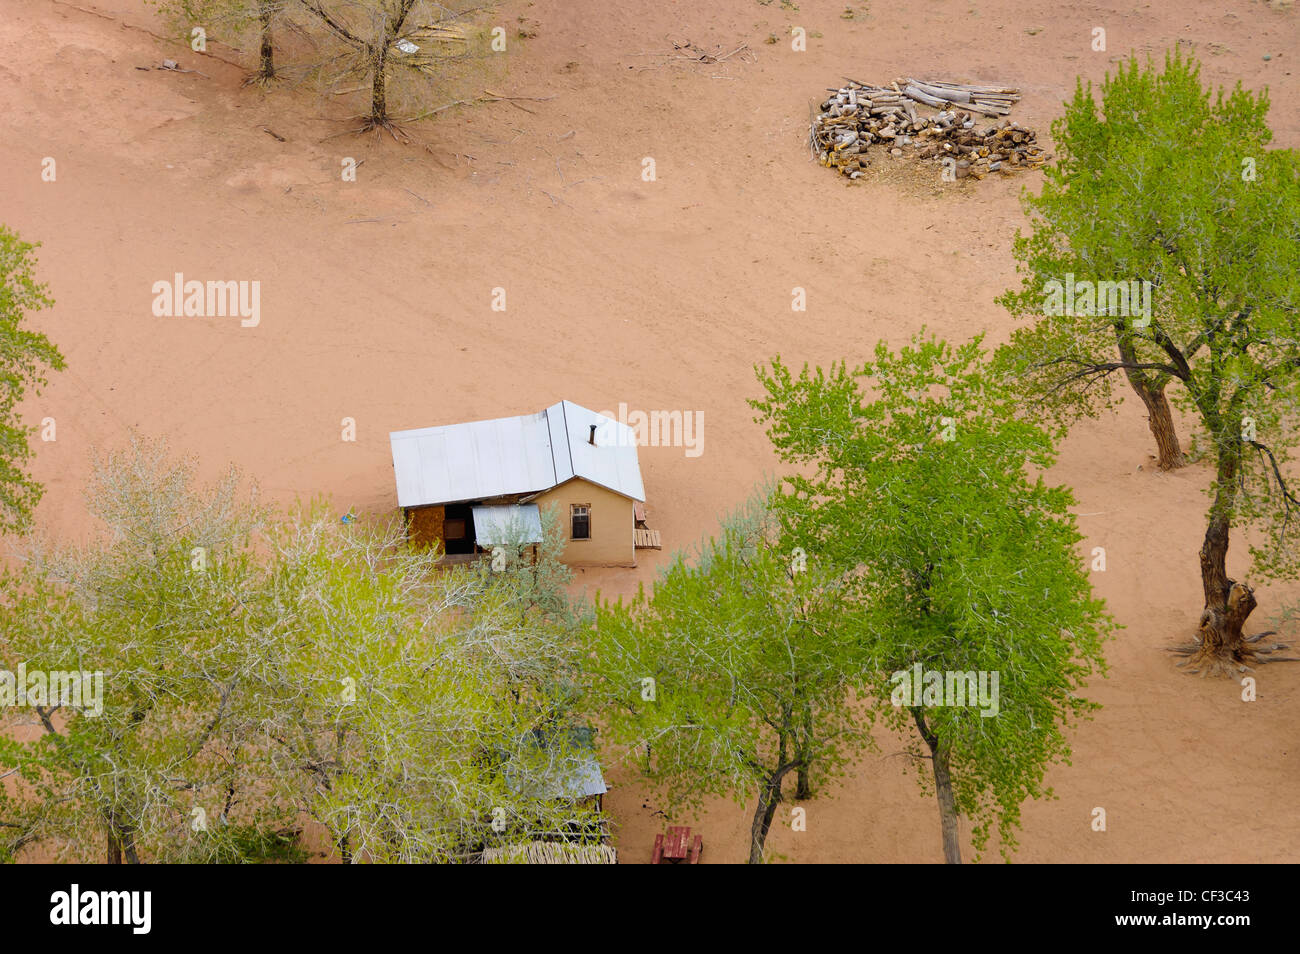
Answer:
[
  {"left": 0, "top": 439, "right": 280, "bottom": 863},
  {"left": 467, "top": 503, "right": 577, "bottom": 625},
  {"left": 0, "top": 226, "right": 65, "bottom": 534},
  {"left": 997, "top": 49, "right": 1300, "bottom": 671},
  {"left": 752, "top": 336, "right": 1113, "bottom": 862},
  {"left": 0, "top": 442, "right": 593, "bottom": 863},
  {"left": 254, "top": 503, "right": 595, "bottom": 862},
  {"left": 589, "top": 491, "right": 872, "bottom": 864}
]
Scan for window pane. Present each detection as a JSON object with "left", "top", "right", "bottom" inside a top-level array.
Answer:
[{"left": 572, "top": 506, "right": 590, "bottom": 540}]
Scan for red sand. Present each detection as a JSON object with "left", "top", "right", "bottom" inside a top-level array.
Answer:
[{"left": 2, "top": 0, "right": 1298, "bottom": 862}]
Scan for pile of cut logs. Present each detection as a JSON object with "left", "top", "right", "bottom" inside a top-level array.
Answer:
[{"left": 811, "top": 78, "right": 1050, "bottom": 181}]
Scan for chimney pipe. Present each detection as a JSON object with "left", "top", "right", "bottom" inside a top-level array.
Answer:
[{"left": 588, "top": 424, "right": 597, "bottom": 445}]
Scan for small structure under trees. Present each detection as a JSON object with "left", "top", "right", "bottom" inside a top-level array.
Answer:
[{"left": 590, "top": 492, "right": 874, "bottom": 865}]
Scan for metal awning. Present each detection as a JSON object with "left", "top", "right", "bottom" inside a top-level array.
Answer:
[
  {"left": 471, "top": 504, "right": 543, "bottom": 546},
  {"left": 504, "top": 727, "right": 608, "bottom": 801}
]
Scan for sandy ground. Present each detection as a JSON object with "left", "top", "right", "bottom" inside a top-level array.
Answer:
[{"left": 1, "top": 0, "right": 1298, "bottom": 862}]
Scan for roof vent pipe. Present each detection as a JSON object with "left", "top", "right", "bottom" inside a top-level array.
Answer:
[{"left": 588, "top": 424, "right": 597, "bottom": 445}]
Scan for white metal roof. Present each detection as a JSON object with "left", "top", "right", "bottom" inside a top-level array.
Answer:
[
  {"left": 390, "top": 400, "right": 645, "bottom": 508},
  {"left": 555, "top": 401, "right": 646, "bottom": 503},
  {"left": 505, "top": 753, "right": 608, "bottom": 801},
  {"left": 504, "top": 729, "right": 609, "bottom": 801},
  {"left": 471, "top": 504, "right": 543, "bottom": 546}
]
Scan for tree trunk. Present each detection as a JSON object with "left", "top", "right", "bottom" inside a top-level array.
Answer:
[
  {"left": 1193, "top": 447, "right": 1256, "bottom": 671},
  {"left": 106, "top": 826, "right": 139, "bottom": 864},
  {"left": 1116, "top": 331, "right": 1185, "bottom": 469},
  {"left": 795, "top": 765, "right": 812, "bottom": 801},
  {"left": 1136, "top": 384, "right": 1186, "bottom": 470},
  {"left": 257, "top": 5, "right": 275, "bottom": 80},
  {"left": 370, "top": 46, "right": 388, "bottom": 126},
  {"left": 795, "top": 709, "right": 813, "bottom": 799},
  {"left": 1120, "top": 371, "right": 1185, "bottom": 469},
  {"left": 748, "top": 763, "right": 798, "bottom": 864},
  {"left": 121, "top": 830, "right": 140, "bottom": 864},
  {"left": 913, "top": 709, "right": 961, "bottom": 864}
]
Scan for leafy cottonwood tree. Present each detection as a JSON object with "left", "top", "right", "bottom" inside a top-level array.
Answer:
[
  {"left": 0, "top": 439, "right": 283, "bottom": 863},
  {"left": 0, "top": 442, "right": 595, "bottom": 863},
  {"left": 590, "top": 493, "right": 873, "bottom": 864},
  {"left": 752, "top": 336, "right": 1113, "bottom": 862},
  {"left": 0, "top": 226, "right": 65, "bottom": 534},
  {"left": 254, "top": 503, "right": 595, "bottom": 862},
  {"left": 997, "top": 50, "right": 1300, "bottom": 672}
]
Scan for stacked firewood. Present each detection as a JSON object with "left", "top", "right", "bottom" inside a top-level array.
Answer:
[{"left": 811, "top": 78, "right": 1050, "bottom": 180}]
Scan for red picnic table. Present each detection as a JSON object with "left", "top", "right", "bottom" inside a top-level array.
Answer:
[{"left": 652, "top": 826, "right": 703, "bottom": 864}]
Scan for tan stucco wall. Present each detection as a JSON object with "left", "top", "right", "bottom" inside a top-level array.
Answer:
[{"left": 533, "top": 479, "right": 636, "bottom": 567}]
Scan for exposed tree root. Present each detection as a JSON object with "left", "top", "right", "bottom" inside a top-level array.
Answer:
[
  {"left": 242, "top": 71, "right": 279, "bottom": 89},
  {"left": 359, "top": 116, "right": 412, "bottom": 144},
  {"left": 321, "top": 116, "right": 413, "bottom": 145},
  {"left": 1171, "top": 630, "right": 1297, "bottom": 676}
]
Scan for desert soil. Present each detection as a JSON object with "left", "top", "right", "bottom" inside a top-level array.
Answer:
[{"left": 1, "top": 0, "right": 1298, "bottom": 862}]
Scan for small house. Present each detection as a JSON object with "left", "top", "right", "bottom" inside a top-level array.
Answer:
[{"left": 389, "top": 400, "right": 658, "bottom": 567}]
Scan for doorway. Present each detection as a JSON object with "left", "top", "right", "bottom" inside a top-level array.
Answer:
[{"left": 442, "top": 503, "right": 476, "bottom": 554}]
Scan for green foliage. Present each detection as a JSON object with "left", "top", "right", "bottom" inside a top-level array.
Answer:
[
  {"left": 0, "top": 437, "right": 274, "bottom": 862},
  {"left": 997, "top": 48, "right": 1274, "bottom": 418},
  {"left": 752, "top": 335, "right": 1114, "bottom": 859},
  {"left": 996, "top": 48, "right": 1300, "bottom": 579},
  {"left": 0, "top": 440, "right": 595, "bottom": 863},
  {"left": 467, "top": 503, "right": 578, "bottom": 626},
  {"left": 0, "top": 226, "right": 65, "bottom": 534},
  {"left": 220, "top": 823, "right": 309, "bottom": 863},
  {"left": 257, "top": 503, "right": 592, "bottom": 862},
  {"left": 588, "top": 488, "right": 873, "bottom": 861}
]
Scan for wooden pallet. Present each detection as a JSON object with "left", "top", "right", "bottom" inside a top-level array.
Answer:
[{"left": 634, "top": 528, "right": 662, "bottom": 550}]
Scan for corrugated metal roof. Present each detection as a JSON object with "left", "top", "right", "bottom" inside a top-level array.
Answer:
[
  {"left": 554, "top": 401, "right": 646, "bottom": 502},
  {"left": 504, "top": 727, "right": 609, "bottom": 801},
  {"left": 390, "top": 401, "right": 645, "bottom": 507},
  {"left": 471, "top": 504, "right": 543, "bottom": 546}
]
